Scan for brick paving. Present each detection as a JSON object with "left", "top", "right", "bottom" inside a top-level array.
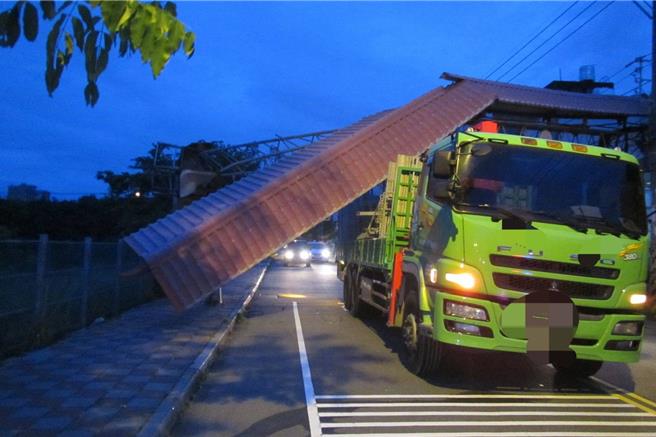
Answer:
[{"left": 0, "top": 263, "right": 266, "bottom": 436}]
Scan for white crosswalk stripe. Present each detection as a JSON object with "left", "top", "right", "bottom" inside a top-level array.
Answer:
[{"left": 315, "top": 393, "right": 656, "bottom": 436}]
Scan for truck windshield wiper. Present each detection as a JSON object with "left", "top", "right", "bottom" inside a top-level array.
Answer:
[
  {"left": 458, "top": 203, "right": 534, "bottom": 228},
  {"left": 572, "top": 215, "right": 642, "bottom": 240},
  {"left": 529, "top": 210, "right": 589, "bottom": 234}
]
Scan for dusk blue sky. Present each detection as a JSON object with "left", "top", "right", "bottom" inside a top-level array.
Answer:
[{"left": 0, "top": 1, "right": 651, "bottom": 199}]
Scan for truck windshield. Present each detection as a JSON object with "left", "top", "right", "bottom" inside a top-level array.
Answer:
[{"left": 453, "top": 143, "right": 647, "bottom": 237}]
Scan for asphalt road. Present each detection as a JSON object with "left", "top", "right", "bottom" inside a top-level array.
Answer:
[{"left": 173, "top": 263, "right": 656, "bottom": 436}]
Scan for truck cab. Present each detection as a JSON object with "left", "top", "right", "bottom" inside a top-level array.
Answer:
[{"left": 342, "top": 129, "right": 650, "bottom": 377}]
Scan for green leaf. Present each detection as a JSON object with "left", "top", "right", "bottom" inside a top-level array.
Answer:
[
  {"left": 65, "top": 32, "right": 73, "bottom": 56},
  {"left": 3, "top": 3, "right": 22, "bottom": 47},
  {"left": 39, "top": 0, "right": 55, "bottom": 19},
  {"left": 118, "top": 32, "right": 129, "bottom": 56},
  {"left": 57, "top": 1, "right": 73, "bottom": 14},
  {"left": 78, "top": 4, "right": 93, "bottom": 29},
  {"left": 84, "top": 30, "right": 98, "bottom": 80},
  {"left": 183, "top": 31, "right": 194, "bottom": 58},
  {"left": 96, "top": 47, "right": 108, "bottom": 75},
  {"left": 164, "top": 2, "right": 177, "bottom": 17},
  {"left": 72, "top": 17, "right": 84, "bottom": 50},
  {"left": 46, "top": 14, "right": 65, "bottom": 61},
  {"left": 103, "top": 32, "right": 112, "bottom": 50},
  {"left": 23, "top": 2, "right": 38, "bottom": 41},
  {"left": 0, "top": 11, "right": 11, "bottom": 47},
  {"left": 84, "top": 80, "right": 99, "bottom": 106}
]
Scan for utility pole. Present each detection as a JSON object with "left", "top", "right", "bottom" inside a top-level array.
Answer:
[{"left": 626, "top": 55, "right": 649, "bottom": 95}]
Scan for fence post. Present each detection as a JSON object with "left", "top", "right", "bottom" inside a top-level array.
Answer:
[
  {"left": 80, "top": 237, "right": 92, "bottom": 328},
  {"left": 34, "top": 234, "right": 48, "bottom": 329},
  {"left": 113, "top": 239, "right": 124, "bottom": 316}
]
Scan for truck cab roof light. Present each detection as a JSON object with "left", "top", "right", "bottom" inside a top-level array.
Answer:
[
  {"left": 520, "top": 137, "right": 538, "bottom": 145},
  {"left": 546, "top": 141, "right": 563, "bottom": 149},
  {"left": 572, "top": 144, "right": 588, "bottom": 152}
]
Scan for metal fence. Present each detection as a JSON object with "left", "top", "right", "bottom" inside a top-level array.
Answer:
[{"left": 0, "top": 236, "right": 156, "bottom": 358}]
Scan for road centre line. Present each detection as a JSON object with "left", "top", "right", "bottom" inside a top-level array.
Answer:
[
  {"left": 316, "top": 402, "right": 631, "bottom": 408},
  {"left": 590, "top": 376, "right": 656, "bottom": 412},
  {"left": 315, "top": 394, "right": 614, "bottom": 400},
  {"left": 318, "top": 411, "right": 650, "bottom": 417},
  {"left": 320, "top": 420, "right": 656, "bottom": 428},
  {"left": 613, "top": 394, "right": 656, "bottom": 416},
  {"left": 292, "top": 301, "right": 321, "bottom": 437}
]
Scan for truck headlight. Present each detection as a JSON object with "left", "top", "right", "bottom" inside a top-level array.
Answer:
[
  {"left": 284, "top": 250, "right": 294, "bottom": 260},
  {"left": 299, "top": 250, "right": 310, "bottom": 260},
  {"left": 444, "top": 300, "right": 489, "bottom": 321},
  {"left": 445, "top": 272, "right": 476, "bottom": 290},
  {"left": 612, "top": 321, "right": 643, "bottom": 336},
  {"left": 629, "top": 294, "right": 647, "bottom": 305}
]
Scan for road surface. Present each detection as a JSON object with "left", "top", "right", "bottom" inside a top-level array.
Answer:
[{"left": 174, "top": 263, "right": 656, "bottom": 436}]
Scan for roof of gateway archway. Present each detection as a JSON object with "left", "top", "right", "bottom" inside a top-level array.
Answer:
[{"left": 125, "top": 73, "right": 650, "bottom": 310}]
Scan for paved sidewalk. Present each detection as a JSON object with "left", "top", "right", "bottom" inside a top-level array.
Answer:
[{"left": 0, "top": 263, "right": 267, "bottom": 436}]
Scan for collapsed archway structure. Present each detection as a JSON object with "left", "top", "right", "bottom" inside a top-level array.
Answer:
[{"left": 125, "top": 73, "right": 650, "bottom": 310}]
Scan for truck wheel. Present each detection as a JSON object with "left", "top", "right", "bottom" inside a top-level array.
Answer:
[
  {"left": 343, "top": 268, "right": 353, "bottom": 311},
  {"left": 349, "top": 272, "right": 364, "bottom": 317},
  {"left": 402, "top": 292, "right": 442, "bottom": 376},
  {"left": 551, "top": 357, "right": 603, "bottom": 378}
]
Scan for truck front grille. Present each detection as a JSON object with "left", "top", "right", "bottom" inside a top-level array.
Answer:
[
  {"left": 490, "top": 255, "right": 619, "bottom": 279},
  {"left": 492, "top": 273, "right": 613, "bottom": 300}
]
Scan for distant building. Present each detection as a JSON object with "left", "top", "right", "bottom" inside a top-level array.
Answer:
[
  {"left": 545, "top": 65, "right": 614, "bottom": 95},
  {"left": 7, "top": 183, "right": 50, "bottom": 201}
]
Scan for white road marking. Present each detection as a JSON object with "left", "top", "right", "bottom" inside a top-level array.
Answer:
[
  {"left": 332, "top": 433, "right": 656, "bottom": 437},
  {"left": 320, "top": 420, "right": 656, "bottom": 428},
  {"left": 318, "top": 411, "right": 650, "bottom": 417},
  {"left": 315, "top": 394, "right": 613, "bottom": 400},
  {"left": 293, "top": 301, "right": 321, "bottom": 437},
  {"left": 316, "top": 402, "right": 631, "bottom": 408}
]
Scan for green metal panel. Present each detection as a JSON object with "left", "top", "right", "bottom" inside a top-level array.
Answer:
[{"left": 354, "top": 155, "right": 422, "bottom": 271}]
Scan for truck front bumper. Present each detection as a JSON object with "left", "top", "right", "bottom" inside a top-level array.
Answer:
[{"left": 432, "top": 290, "right": 645, "bottom": 363}]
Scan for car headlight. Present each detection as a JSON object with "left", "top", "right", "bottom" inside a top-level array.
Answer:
[
  {"left": 321, "top": 248, "right": 331, "bottom": 258},
  {"left": 299, "top": 250, "right": 310, "bottom": 260},
  {"left": 284, "top": 250, "right": 294, "bottom": 260}
]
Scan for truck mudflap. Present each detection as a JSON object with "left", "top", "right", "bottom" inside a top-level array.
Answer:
[{"left": 500, "top": 290, "right": 578, "bottom": 365}]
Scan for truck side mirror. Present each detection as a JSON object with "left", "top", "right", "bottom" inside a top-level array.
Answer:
[
  {"left": 432, "top": 151, "right": 452, "bottom": 179},
  {"left": 430, "top": 180, "right": 451, "bottom": 201}
]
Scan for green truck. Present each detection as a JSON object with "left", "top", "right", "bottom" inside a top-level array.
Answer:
[{"left": 338, "top": 127, "right": 649, "bottom": 377}]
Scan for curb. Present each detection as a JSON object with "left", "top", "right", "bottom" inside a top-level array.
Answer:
[{"left": 137, "top": 263, "right": 269, "bottom": 437}]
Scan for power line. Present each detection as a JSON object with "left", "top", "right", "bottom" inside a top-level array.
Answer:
[
  {"left": 485, "top": 2, "right": 579, "bottom": 80},
  {"left": 496, "top": 1, "right": 597, "bottom": 81},
  {"left": 506, "top": 1, "right": 615, "bottom": 83},
  {"left": 601, "top": 52, "right": 651, "bottom": 81}
]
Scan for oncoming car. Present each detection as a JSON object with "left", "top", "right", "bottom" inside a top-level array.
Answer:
[
  {"left": 282, "top": 241, "right": 312, "bottom": 267},
  {"left": 309, "top": 241, "right": 334, "bottom": 262}
]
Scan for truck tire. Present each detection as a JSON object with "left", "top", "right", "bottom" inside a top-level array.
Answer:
[
  {"left": 343, "top": 268, "right": 353, "bottom": 311},
  {"left": 402, "top": 291, "right": 442, "bottom": 376},
  {"left": 349, "top": 271, "right": 365, "bottom": 317},
  {"left": 551, "top": 357, "right": 603, "bottom": 378}
]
